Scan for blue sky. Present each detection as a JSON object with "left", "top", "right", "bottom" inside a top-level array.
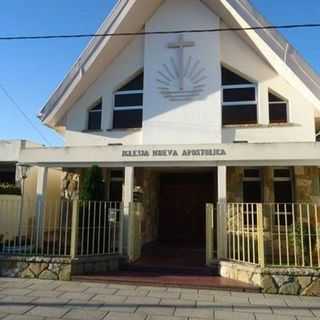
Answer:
[{"left": 0, "top": 0, "right": 319, "bottom": 146}]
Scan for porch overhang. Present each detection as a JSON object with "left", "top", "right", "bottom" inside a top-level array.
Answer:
[{"left": 18, "top": 142, "right": 320, "bottom": 168}]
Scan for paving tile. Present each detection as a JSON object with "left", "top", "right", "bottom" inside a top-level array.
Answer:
[
  {"left": 0, "top": 313, "right": 9, "bottom": 320},
  {"left": 103, "top": 312, "right": 147, "bottom": 320},
  {"left": 181, "top": 294, "right": 213, "bottom": 302},
  {"left": 1, "top": 295, "right": 36, "bottom": 304},
  {"left": 28, "top": 290, "right": 63, "bottom": 298},
  {"left": 58, "top": 292, "right": 95, "bottom": 301},
  {"left": 0, "top": 289, "right": 32, "bottom": 296},
  {"left": 115, "top": 290, "right": 149, "bottom": 297},
  {"left": 3, "top": 315, "right": 45, "bottom": 320},
  {"left": 234, "top": 305, "right": 273, "bottom": 314},
  {"left": 139, "top": 287, "right": 166, "bottom": 293},
  {"left": 108, "top": 284, "right": 137, "bottom": 290},
  {"left": 31, "top": 297, "right": 69, "bottom": 306},
  {"left": 136, "top": 306, "right": 175, "bottom": 316},
  {"left": 0, "top": 304, "right": 34, "bottom": 315},
  {"left": 99, "top": 303, "right": 137, "bottom": 313},
  {"left": 91, "top": 295, "right": 126, "bottom": 304},
  {"left": 215, "top": 310, "right": 255, "bottom": 320},
  {"left": 84, "top": 288, "right": 118, "bottom": 295},
  {"left": 249, "top": 297, "right": 287, "bottom": 306},
  {"left": 62, "top": 309, "right": 106, "bottom": 320},
  {"left": 272, "top": 306, "right": 315, "bottom": 317},
  {"left": 148, "top": 316, "right": 187, "bottom": 320},
  {"left": 215, "top": 295, "right": 249, "bottom": 304},
  {"left": 255, "top": 314, "right": 296, "bottom": 320},
  {"left": 174, "top": 307, "right": 214, "bottom": 319},
  {"left": 196, "top": 301, "right": 232, "bottom": 312},
  {"left": 147, "top": 291, "right": 180, "bottom": 299},
  {"left": 125, "top": 297, "right": 160, "bottom": 306},
  {"left": 26, "top": 306, "right": 69, "bottom": 318},
  {"left": 55, "top": 285, "right": 89, "bottom": 293},
  {"left": 66, "top": 300, "right": 103, "bottom": 310},
  {"left": 160, "top": 298, "right": 195, "bottom": 307}
]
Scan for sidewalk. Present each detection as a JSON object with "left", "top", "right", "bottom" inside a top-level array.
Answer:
[{"left": 0, "top": 277, "right": 318, "bottom": 319}]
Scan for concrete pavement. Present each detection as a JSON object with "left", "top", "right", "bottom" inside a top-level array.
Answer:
[{"left": 0, "top": 278, "right": 318, "bottom": 319}]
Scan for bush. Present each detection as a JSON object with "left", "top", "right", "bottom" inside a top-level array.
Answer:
[
  {"left": 79, "top": 165, "right": 105, "bottom": 201},
  {"left": 0, "top": 184, "right": 21, "bottom": 195}
]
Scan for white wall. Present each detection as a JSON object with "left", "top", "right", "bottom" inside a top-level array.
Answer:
[
  {"left": 61, "top": 0, "right": 316, "bottom": 147},
  {"left": 220, "top": 26, "right": 316, "bottom": 143},
  {"left": 143, "top": 0, "right": 222, "bottom": 145},
  {"left": 64, "top": 35, "right": 145, "bottom": 146}
]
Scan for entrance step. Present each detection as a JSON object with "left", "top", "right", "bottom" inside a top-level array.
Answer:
[{"left": 121, "top": 261, "right": 219, "bottom": 276}]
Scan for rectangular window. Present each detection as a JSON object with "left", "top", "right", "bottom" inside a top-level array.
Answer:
[
  {"left": 222, "top": 84, "right": 257, "bottom": 125},
  {"left": 113, "top": 109, "right": 143, "bottom": 129},
  {"left": 87, "top": 101, "right": 102, "bottom": 131},
  {"left": 273, "top": 168, "right": 293, "bottom": 225},
  {"left": 242, "top": 168, "right": 262, "bottom": 226},
  {"left": 269, "top": 92, "right": 288, "bottom": 123},
  {"left": 0, "top": 166, "right": 16, "bottom": 185}
]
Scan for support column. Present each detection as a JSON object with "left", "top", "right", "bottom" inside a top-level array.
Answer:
[
  {"left": 35, "top": 166, "right": 48, "bottom": 250},
  {"left": 217, "top": 166, "right": 227, "bottom": 259},
  {"left": 123, "top": 166, "right": 134, "bottom": 255}
]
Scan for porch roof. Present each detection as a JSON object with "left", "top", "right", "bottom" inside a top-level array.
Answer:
[{"left": 18, "top": 142, "right": 320, "bottom": 168}]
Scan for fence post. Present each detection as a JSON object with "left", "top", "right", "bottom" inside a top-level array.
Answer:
[
  {"left": 217, "top": 202, "right": 227, "bottom": 259},
  {"left": 206, "top": 203, "right": 214, "bottom": 265},
  {"left": 118, "top": 202, "right": 124, "bottom": 255},
  {"left": 257, "top": 203, "right": 265, "bottom": 268},
  {"left": 70, "top": 199, "right": 79, "bottom": 259}
]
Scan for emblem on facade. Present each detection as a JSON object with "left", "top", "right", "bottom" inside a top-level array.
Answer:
[{"left": 157, "top": 35, "right": 207, "bottom": 101}]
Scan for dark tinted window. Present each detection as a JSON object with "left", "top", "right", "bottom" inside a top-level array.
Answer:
[
  {"left": 88, "top": 102, "right": 102, "bottom": 131},
  {"left": 223, "top": 87, "right": 256, "bottom": 102},
  {"left": 0, "top": 167, "right": 16, "bottom": 184},
  {"left": 113, "top": 110, "right": 143, "bottom": 129},
  {"left": 269, "top": 92, "right": 288, "bottom": 123},
  {"left": 222, "top": 67, "right": 251, "bottom": 85},
  {"left": 114, "top": 93, "right": 143, "bottom": 107},
  {"left": 223, "top": 105, "right": 257, "bottom": 125},
  {"left": 118, "top": 72, "right": 144, "bottom": 91}
]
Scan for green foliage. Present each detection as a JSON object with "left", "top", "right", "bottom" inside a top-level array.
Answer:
[
  {"left": 0, "top": 183, "right": 21, "bottom": 195},
  {"left": 79, "top": 165, "right": 105, "bottom": 201}
]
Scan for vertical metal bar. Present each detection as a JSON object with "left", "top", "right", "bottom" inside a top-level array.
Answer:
[
  {"left": 108, "top": 202, "right": 112, "bottom": 254},
  {"left": 227, "top": 204, "right": 230, "bottom": 259},
  {"left": 47, "top": 201, "right": 52, "bottom": 256},
  {"left": 118, "top": 202, "right": 124, "bottom": 255},
  {"left": 232, "top": 204, "right": 235, "bottom": 260},
  {"left": 237, "top": 204, "right": 240, "bottom": 261},
  {"left": 64, "top": 201, "right": 70, "bottom": 256},
  {"left": 246, "top": 203, "right": 250, "bottom": 263},
  {"left": 18, "top": 197, "right": 23, "bottom": 253},
  {"left": 24, "top": 199, "right": 29, "bottom": 255},
  {"left": 29, "top": 205, "right": 35, "bottom": 255},
  {"left": 53, "top": 200, "right": 58, "bottom": 255},
  {"left": 252, "top": 203, "right": 256, "bottom": 264},
  {"left": 241, "top": 203, "right": 245, "bottom": 262},
  {"left": 86, "top": 201, "right": 91, "bottom": 256},
  {"left": 81, "top": 201, "right": 85, "bottom": 256},
  {"left": 292, "top": 204, "right": 297, "bottom": 266},
  {"left": 299, "top": 203, "right": 305, "bottom": 267},
  {"left": 97, "top": 201, "right": 102, "bottom": 255},
  {"left": 307, "top": 204, "right": 312, "bottom": 267},
  {"left": 284, "top": 204, "right": 289, "bottom": 266},
  {"left": 315, "top": 204, "right": 320, "bottom": 267},
  {"left": 277, "top": 203, "right": 282, "bottom": 266},
  {"left": 92, "top": 201, "right": 96, "bottom": 255},
  {"left": 103, "top": 202, "right": 107, "bottom": 254},
  {"left": 113, "top": 202, "right": 117, "bottom": 254},
  {"left": 270, "top": 204, "right": 274, "bottom": 265},
  {"left": 58, "top": 200, "right": 64, "bottom": 256}
]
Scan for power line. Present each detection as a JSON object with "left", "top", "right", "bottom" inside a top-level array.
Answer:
[
  {"left": 0, "top": 23, "right": 320, "bottom": 41},
  {"left": 0, "top": 83, "right": 51, "bottom": 146}
]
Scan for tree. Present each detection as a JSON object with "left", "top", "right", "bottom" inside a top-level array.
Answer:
[{"left": 79, "top": 165, "right": 105, "bottom": 201}]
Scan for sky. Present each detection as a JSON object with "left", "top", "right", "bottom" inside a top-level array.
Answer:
[{"left": 0, "top": 0, "right": 320, "bottom": 147}]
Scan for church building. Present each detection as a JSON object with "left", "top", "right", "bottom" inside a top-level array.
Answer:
[{"left": 12, "top": 0, "right": 320, "bottom": 292}]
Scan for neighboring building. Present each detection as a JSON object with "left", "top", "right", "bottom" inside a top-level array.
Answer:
[{"left": 5, "top": 0, "right": 320, "bottom": 292}]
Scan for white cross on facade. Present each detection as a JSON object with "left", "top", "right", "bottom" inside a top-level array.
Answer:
[{"left": 168, "top": 35, "right": 195, "bottom": 91}]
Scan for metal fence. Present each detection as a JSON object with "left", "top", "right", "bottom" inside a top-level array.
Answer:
[
  {"left": 0, "top": 198, "right": 123, "bottom": 258},
  {"left": 226, "top": 203, "right": 320, "bottom": 268}
]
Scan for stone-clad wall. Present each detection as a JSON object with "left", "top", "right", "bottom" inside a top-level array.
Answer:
[
  {"left": 220, "top": 261, "right": 320, "bottom": 296},
  {"left": 227, "top": 166, "right": 320, "bottom": 203}
]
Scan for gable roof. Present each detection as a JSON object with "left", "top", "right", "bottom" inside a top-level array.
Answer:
[{"left": 39, "top": 0, "right": 320, "bottom": 127}]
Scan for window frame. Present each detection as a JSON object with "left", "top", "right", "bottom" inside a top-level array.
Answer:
[
  {"left": 87, "top": 100, "right": 102, "bottom": 131},
  {"left": 221, "top": 67, "right": 258, "bottom": 125},
  {"left": 268, "top": 91, "right": 289, "bottom": 124}
]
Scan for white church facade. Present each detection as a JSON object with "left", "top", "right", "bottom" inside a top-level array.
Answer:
[{"left": 5, "top": 0, "right": 320, "bottom": 292}]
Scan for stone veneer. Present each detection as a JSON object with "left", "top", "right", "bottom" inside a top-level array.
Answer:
[
  {"left": 0, "top": 256, "right": 120, "bottom": 281},
  {"left": 220, "top": 260, "right": 320, "bottom": 296}
]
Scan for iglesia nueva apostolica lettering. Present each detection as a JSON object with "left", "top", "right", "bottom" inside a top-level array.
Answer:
[{"left": 122, "top": 148, "right": 226, "bottom": 158}]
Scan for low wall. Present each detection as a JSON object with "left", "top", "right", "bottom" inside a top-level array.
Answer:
[
  {"left": 219, "top": 260, "right": 320, "bottom": 296},
  {"left": 0, "top": 255, "right": 121, "bottom": 281}
]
